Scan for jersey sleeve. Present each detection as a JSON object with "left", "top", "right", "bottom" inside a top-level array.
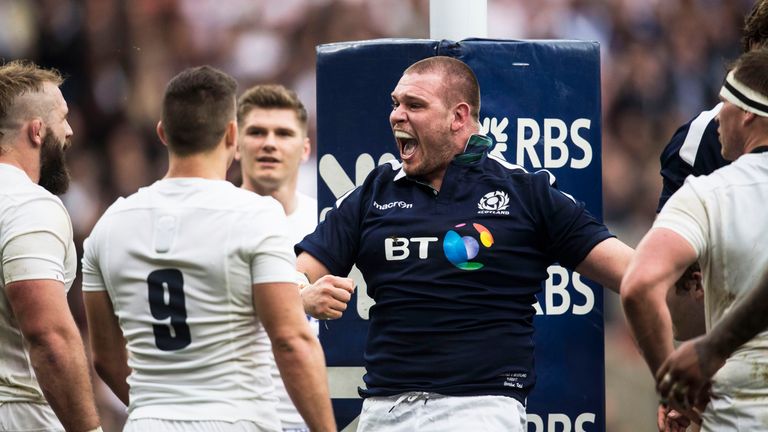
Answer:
[
  {"left": 652, "top": 181, "right": 707, "bottom": 258},
  {"left": 246, "top": 202, "right": 297, "bottom": 285},
  {"left": 658, "top": 123, "right": 696, "bottom": 212},
  {"left": 658, "top": 105, "right": 724, "bottom": 212},
  {"left": 532, "top": 172, "right": 614, "bottom": 269},
  {"left": 82, "top": 218, "right": 108, "bottom": 292},
  {"left": 295, "top": 186, "right": 363, "bottom": 277},
  {"left": 1, "top": 198, "right": 73, "bottom": 287}
]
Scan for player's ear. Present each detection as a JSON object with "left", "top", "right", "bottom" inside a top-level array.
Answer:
[
  {"left": 743, "top": 111, "right": 757, "bottom": 127},
  {"left": 451, "top": 102, "right": 470, "bottom": 132},
  {"left": 224, "top": 120, "right": 237, "bottom": 152},
  {"left": 691, "top": 270, "right": 704, "bottom": 300},
  {"left": 27, "top": 118, "right": 44, "bottom": 147},
  {"left": 301, "top": 137, "right": 310, "bottom": 162},
  {"left": 156, "top": 121, "right": 169, "bottom": 147}
]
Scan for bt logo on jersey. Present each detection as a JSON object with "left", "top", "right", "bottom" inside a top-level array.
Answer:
[
  {"left": 383, "top": 222, "right": 495, "bottom": 270},
  {"left": 442, "top": 222, "right": 494, "bottom": 270}
]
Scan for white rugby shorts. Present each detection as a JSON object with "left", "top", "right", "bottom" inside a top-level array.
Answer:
[
  {"left": 0, "top": 401, "right": 62, "bottom": 431},
  {"left": 357, "top": 392, "right": 526, "bottom": 432},
  {"left": 123, "top": 419, "right": 279, "bottom": 432}
]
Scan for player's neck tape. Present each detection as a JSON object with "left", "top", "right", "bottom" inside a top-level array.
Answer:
[{"left": 720, "top": 69, "right": 768, "bottom": 117}]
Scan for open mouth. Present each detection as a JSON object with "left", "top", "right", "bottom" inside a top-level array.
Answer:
[{"left": 394, "top": 130, "right": 418, "bottom": 159}]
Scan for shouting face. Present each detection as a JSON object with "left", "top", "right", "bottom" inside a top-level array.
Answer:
[{"left": 390, "top": 71, "right": 460, "bottom": 188}]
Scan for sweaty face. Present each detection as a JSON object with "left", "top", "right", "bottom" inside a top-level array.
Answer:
[
  {"left": 38, "top": 128, "right": 71, "bottom": 195},
  {"left": 237, "top": 108, "right": 309, "bottom": 192},
  {"left": 390, "top": 72, "right": 458, "bottom": 186}
]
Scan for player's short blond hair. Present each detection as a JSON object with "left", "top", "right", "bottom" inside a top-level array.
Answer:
[{"left": 0, "top": 60, "right": 63, "bottom": 123}]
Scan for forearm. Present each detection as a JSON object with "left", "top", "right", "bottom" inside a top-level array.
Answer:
[
  {"left": 620, "top": 228, "right": 697, "bottom": 375},
  {"left": 575, "top": 237, "right": 634, "bottom": 294},
  {"left": 83, "top": 291, "right": 131, "bottom": 406},
  {"left": 704, "top": 270, "right": 768, "bottom": 358},
  {"left": 274, "top": 335, "right": 336, "bottom": 432},
  {"left": 27, "top": 331, "right": 100, "bottom": 431},
  {"left": 622, "top": 289, "right": 676, "bottom": 375},
  {"left": 93, "top": 359, "right": 130, "bottom": 406}
]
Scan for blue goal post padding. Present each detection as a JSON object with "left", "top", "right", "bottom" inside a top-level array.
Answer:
[{"left": 316, "top": 38, "right": 604, "bottom": 432}]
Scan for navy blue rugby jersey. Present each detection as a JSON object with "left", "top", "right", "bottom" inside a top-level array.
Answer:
[
  {"left": 297, "top": 135, "right": 613, "bottom": 403},
  {"left": 658, "top": 103, "right": 728, "bottom": 212}
]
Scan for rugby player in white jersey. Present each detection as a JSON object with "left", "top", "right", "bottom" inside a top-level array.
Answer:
[
  {"left": 82, "top": 66, "right": 335, "bottom": 432},
  {"left": 236, "top": 84, "right": 319, "bottom": 432},
  {"left": 0, "top": 60, "right": 101, "bottom": 432}
]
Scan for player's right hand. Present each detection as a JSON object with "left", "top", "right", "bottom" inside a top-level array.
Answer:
[{"left": 301, "top": 275, "right": 355, "bottom": 320}]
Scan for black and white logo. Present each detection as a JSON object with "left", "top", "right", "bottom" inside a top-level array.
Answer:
[
  {"left": 374, "top": 200, "right": 413, "bottom": 211},
  {"left": 477, "top": 191, "right": 510, "bottom": 215}
]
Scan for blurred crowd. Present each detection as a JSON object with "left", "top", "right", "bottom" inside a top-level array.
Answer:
[{"left": 0, "top": 0, "right": 754, "bottom": 430}]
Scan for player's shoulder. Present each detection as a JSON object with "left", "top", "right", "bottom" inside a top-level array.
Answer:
[
  {"left": 343, "top": 159, "right": 402, "bottom": 200},
  {"left": 108, "top": 178, "right": 274, "bottom": 210},
  {"left": 97, "top": 182, "right": 153, "bottom": 217},
  {"left": 700, "top": 153, "right": 765, "bottom": 185},
  {"left": 680, "top": 161, "right": 739, "bottom": 196},
  {"left": 485, "top": 152, "right": 529, "bottom": 177},
  {"left": 371, "top": 159, "right": 403, "bottom": 182},
  {"left": 478, "top": 156, "right": 576, "bottom": 208},
  {"left": 232, "top": 186, "right": 285, "bottom": 215},
  {"left": 12, "top": 185, "right": 68, "bottom": 212},
  {"left": 0, "top": 165, "right": 65, "bottom": 206},
  {"left": 482, "top": 154, "right": 554, "bottom": 191},
  {"left": 0, "top": 174, "right": 70, "bottom": 229},
  {"left": 182, "top": 179, "right": 287, "bottom": 218}
]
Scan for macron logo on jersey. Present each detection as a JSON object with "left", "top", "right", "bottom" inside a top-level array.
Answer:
[
  {"left": 373, "top": 200, "right": 413, "bottom": 211},
  {"left": 477, "top": 191, "right": 510, "bottom": 215}
]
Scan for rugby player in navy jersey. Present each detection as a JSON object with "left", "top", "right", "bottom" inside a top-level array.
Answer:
[
  {"left": 658, "top": 1, "right": 768, "bottom": 213},
  {"left": 295, "top": 56, "right": 633, "bottom": 431}
]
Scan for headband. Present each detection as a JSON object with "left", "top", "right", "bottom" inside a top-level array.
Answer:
[{"left": 720, "top": 69, "right": 768, "bottom": 117}]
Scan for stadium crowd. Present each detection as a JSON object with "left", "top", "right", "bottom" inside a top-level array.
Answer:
[{"left": 0, "top": 0, "right": 756, "bottom": 430}]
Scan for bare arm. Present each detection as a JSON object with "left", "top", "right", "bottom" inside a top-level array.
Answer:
[
  {"left": 297, "top": 251, "right": 331, "bottom": 283},
  {"left": 83, "top": 290, "right": 131, "bottom": 406},
  {"left": 620, "top": 229, "right": 703, "bottom": 429},
  {"left": 620, "top": 228, "right": 697, "bottom": 375},
  {"left": 253, "top": 280, "right": 336, "bottom": 431},
  {"left": 297, "top": 252, "right": 355, "bottom": 319},
  {"left": 5, "top": 279, "right": 101, "bottom": 431},
  {"left": 575, "top": 237, "right": 634, "bottom": 294}
]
